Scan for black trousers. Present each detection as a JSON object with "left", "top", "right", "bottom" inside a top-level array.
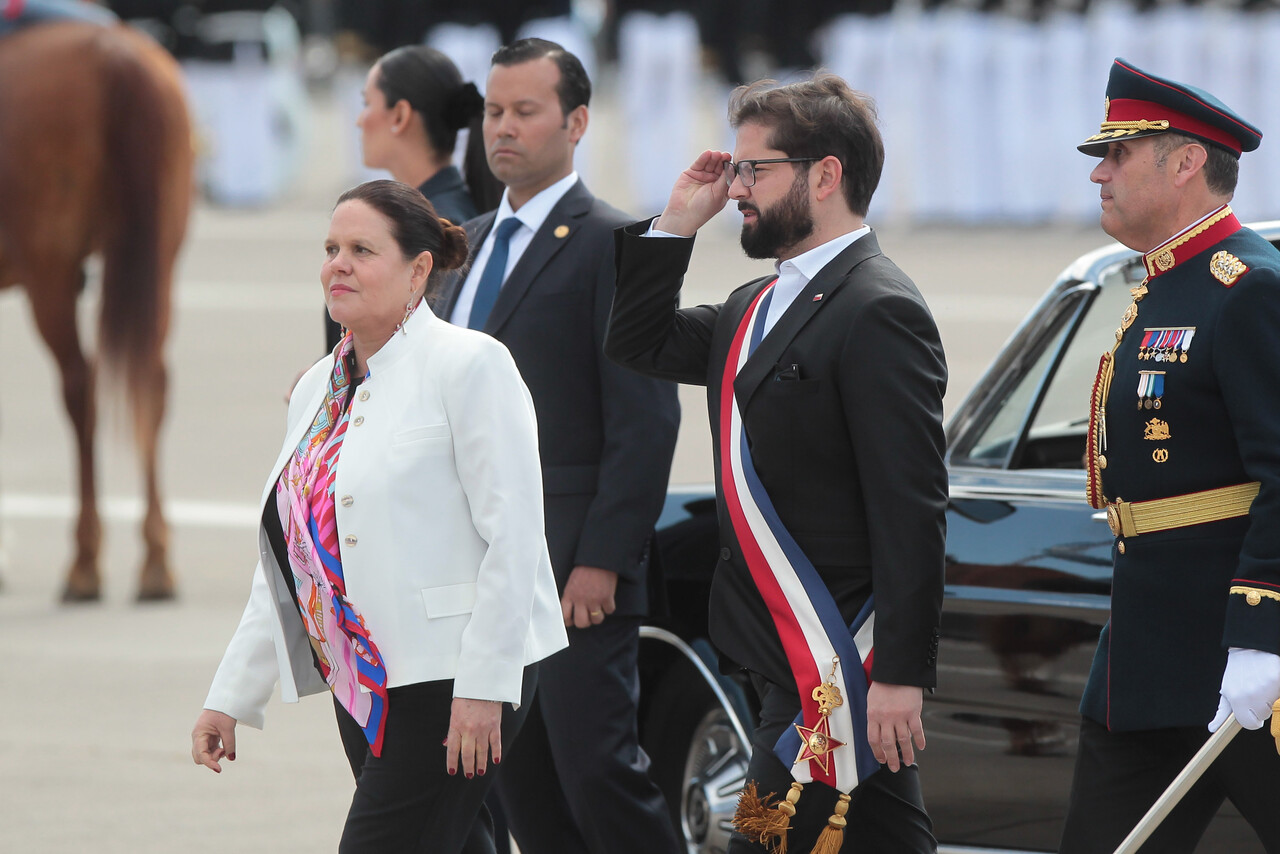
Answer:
[
  {"left": 334, "top": 666, "right": 537, "bottom": 854},
  {"left": 1059, "top": 716, "right": 1280, "bottom": 853},
  {"left": 727, "top": 673, "right": 937, "bottom": 854},
  {"left": 490, "top": 616, "right": 681, "bottom": 854}
]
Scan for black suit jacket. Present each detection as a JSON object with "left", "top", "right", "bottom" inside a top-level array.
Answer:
[
  {"left": 433, "top": 182, "right": 679, "bottom": 617},
  {"left": 606, "top": 221, "right": 947, "bottom": 691}
]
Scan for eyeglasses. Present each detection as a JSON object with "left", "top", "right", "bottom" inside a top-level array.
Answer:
[{"left": 725, "top": 157, "right": 822, "bottom": 188}]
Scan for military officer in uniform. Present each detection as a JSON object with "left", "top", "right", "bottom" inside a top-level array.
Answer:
[{"left": 1060, "top": 58, "right": 1280, "bottom": 853}]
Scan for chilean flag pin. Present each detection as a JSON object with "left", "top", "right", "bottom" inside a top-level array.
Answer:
[{"left": 812, "top": 293, "right": 824, "bottom": 302}]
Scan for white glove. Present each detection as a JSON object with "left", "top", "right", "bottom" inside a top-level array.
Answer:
[{"left": 1209, "top": 647, "right": 1280, "bottom": 732}]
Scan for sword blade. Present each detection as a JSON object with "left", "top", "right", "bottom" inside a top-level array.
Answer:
[{"left": 1112, "top": 714, "right": 1243, "bottom": 854}]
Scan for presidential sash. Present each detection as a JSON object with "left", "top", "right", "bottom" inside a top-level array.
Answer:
[{"left": 723, "top": 283, "right": 880, "bottom": 852}]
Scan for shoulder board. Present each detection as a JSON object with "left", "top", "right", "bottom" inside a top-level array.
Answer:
[{"left": 1210, "top": 250, "right": 1249, "bottom": 287}]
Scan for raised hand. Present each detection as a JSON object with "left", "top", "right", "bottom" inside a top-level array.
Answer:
[{"left": 654, "top": 150, "right": 733, "bottom": 237}]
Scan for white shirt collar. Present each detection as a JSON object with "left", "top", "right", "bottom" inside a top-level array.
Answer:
[
  {"left": 775, "top": 224, "right": 872, "bottom": 282},
  {"left": 497, "top": 171, "right": 580, "bottom": 236},
  {"left": 761, "top": 225, "right": 872, "bottom": 335}
]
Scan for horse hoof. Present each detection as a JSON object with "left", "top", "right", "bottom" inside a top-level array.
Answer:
[
  {"left": 61, "top": 582, "right": 101, "bottom": 603},
  {"left": 136, "top": 580, "right": 176, "bottom": 602}
]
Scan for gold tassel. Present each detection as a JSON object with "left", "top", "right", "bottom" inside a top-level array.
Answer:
[
  {"left": 733, "top": 781, "right": 803, "bottom": 854},
  {"left": 808, "top": 793, "right": 851, "bottom": 854}
]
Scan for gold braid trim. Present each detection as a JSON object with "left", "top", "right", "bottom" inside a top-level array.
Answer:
[
  {"left": 1084, "top": 119, "right": 1173, "bottom": 143},
  {"left": 1144, "top": 206, "right": 1234, "bottom": 277},
  {"left": 1229, "top": 586, "right": 1280, "bottom": 605},
  {"left": 1101, "top": 119, "right": 1171, "bottom": 131}
]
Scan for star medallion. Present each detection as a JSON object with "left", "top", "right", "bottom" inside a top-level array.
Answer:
[{"left": 793, "top": 717, "right": 845, "bottom": 776}]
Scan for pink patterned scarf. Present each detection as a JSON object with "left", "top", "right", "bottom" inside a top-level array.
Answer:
[{"left": 276, "top": 332, "right": 389, "bottom": 756}]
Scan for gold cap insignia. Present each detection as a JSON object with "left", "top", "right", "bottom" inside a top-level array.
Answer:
[
  {"left": 1210, "top": 250, "right": 1247, "bottom": 286},
  {"left": 554, "top": 224, "right": 570, "bottom": 239}
]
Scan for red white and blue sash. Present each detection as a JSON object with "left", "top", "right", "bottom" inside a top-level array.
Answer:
[{"left": 719, "top": 283, "right": 881, "bottom": 793}]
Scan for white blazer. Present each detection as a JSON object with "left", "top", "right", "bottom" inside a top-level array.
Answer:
[{"left": 204, "top": 303, "right": 568, "bottom": 729}]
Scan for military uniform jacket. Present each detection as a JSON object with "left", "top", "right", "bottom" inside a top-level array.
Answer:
[
  {"left": 606, "top": 220, "right": 948, "bottom": 695},
  {"left": 1084, "top": 207, "right": 1280, "bottom": 731}
]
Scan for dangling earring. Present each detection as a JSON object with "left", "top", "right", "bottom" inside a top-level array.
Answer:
[{"left": 396, "top": 295, "right": 416, "bottom": 335}]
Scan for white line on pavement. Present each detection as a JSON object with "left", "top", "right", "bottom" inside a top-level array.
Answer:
[{"left": 0, "top": 494, "right": 259, "bottom": 529}]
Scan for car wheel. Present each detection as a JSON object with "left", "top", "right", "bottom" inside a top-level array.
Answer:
[{"left": 679, "top": 706, "right": 750, "bottom": 853}]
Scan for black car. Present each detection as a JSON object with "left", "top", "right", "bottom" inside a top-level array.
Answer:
[{"left": 635, "top": 224, "right": 1280, "bottom": 854}]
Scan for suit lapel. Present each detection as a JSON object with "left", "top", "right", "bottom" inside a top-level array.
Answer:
[
  {"left": 484, "top": 181, "right": 594, "bottom": 336},
  {"left": 258, "top": 368, "right": 330, "bottom": 510},
  {"left": 435, "top": 213, "right": 495, "bottom": 321},
  {"left": 732, "top": 232, "right": 884, "bottom": 409}
]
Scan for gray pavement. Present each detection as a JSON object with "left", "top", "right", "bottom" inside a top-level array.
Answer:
[{"left": 0, "top": 77, "right": 1112, "bottom": 853}]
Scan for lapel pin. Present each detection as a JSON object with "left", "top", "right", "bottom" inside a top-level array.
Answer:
[
  {"left": 554, "top": 225, "right": 570, "bottom": 238},
  {"left": 812, "top": 293, "right": 824, "bottom": 302}
]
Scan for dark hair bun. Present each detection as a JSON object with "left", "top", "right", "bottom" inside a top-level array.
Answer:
[
  {"left": 436, "top": 222, "right": 470, "bottom": 271},
  {"left": 442, "top": 82, "right": 484, "bottom": 132}
]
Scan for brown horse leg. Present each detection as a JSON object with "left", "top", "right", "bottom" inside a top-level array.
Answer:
[
  {"left": 135, "top": 360, "right": 172, "bottom": 601},
  {"left": 26, "top": 275, "right": 101, "bottom": 601}
]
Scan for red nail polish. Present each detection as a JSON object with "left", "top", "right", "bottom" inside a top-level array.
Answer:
[
  {"left": 441, "top": 738, "right": 448, "bottom": 746},
  {"left": 478, "top": 768, "right": 486, "bottom": 776},
  {"left": 466, "top": 772, "right": 474, "bottom": 779},
  {"left": 448, "top": 768, "right": 456, "bottom": 776}
]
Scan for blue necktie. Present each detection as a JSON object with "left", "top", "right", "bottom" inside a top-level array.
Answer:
[{"left": 468, "top": 217, "right": 522, "bottom": 330}]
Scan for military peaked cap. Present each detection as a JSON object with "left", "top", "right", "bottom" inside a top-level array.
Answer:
[{"left": 1078, "top": 58, "right": 1261, "bottom": 158}]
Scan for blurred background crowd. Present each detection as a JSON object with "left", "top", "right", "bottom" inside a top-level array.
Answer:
[{"left": 91, "top": 0, "right": 1280, "bottom": 222}]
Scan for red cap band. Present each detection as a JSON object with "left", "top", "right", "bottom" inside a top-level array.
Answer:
[{"left": 1107, "top": 98, "right": 1243, "bottom": 155}]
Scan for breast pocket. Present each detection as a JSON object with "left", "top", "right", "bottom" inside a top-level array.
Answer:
[
  {"left": 392, "top": 423, "right": 451, "bottom": 447},
  {"left": 766, "top": 377, "right": 821, "bottom": 396}
]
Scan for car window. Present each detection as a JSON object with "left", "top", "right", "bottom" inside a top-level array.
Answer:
[
  {"left": 953, "top": 289, "right": 1086, "bottom": 468},
  {"left": 1016, "top": 261, "right": 1141, "bottom": 469},
  {"left": 961, "top": 325, "right": 1067, "bottom": 466}
]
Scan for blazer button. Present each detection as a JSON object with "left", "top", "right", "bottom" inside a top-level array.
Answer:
[
  {"left": 358, "top": 390, "right": 370, "bottom": 401},
  {"left": 341, "top": 495, "right": 354, "bottom": 507},
  {"left": 343, "top": 535, "right": 357, "bottom": 547},
  {"left": 353, "top": 415, "right": 365, "bottom": 426},
  {"left": 719, "top": 547, "right": 732, "bottom": 561}
]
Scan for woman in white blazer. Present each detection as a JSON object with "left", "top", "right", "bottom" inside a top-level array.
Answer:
[{"left": 191, "top": 180, "right": 567, "bottom": 853}]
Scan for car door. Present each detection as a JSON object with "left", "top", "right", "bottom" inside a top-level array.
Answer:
[{"left": 928, "top": 244, "right": 1268, "bottom": 852}]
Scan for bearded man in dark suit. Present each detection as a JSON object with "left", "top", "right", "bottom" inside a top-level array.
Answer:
[
  {"left": 606, "top": 73, "right": 947, "bottom": 853},
  {"left": 432, "top": 37, "right": 681, "bottom": 854}
]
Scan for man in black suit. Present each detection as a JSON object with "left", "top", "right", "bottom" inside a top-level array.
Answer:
[
  {"left": 606, "top": 73, "right": 946, "bottom": 852},
  {"left": 432, "top": 38, "right": 682, "bottom": 854}
]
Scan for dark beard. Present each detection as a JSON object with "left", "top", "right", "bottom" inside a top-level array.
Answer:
[{"left": 739, "top": 171, "right": 814, "bottom": 260}]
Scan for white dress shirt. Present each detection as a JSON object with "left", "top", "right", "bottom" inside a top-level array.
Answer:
[
  {"left": 646, "top": 222, "right": 871, "bottom": 336},
  {"left": 449, "top": 171, "right": 581, "bottom": 326}
]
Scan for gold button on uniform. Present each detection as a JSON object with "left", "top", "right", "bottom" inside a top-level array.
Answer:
[
  {"left": 1247, "top": 590, "right": 1262, "bottom": 606},
  {"left": 344, "top": 535, "right": 357, "bottom": 547},
  {"left": 354, "top": 415, "right": 365, "bottom": 426},
  {"left": 1117, "top": 540, "right": 1126, "bottom": 555},
  {"left": 358, "top": 390, "right": 370, "bottom": 401},
  {"left": 341, "top": 495, "right": 353, "bottom": 507}
]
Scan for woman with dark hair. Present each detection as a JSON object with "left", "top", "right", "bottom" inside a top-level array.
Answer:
[
  {"left": 324, "top": 46, "right": 503, "bottom": 351},
  {"left": 194, "top": 180, "right": 566, "bottom": 853},
  {"left": 358, "top": 45, "right": 502, "bottom": 222}
]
